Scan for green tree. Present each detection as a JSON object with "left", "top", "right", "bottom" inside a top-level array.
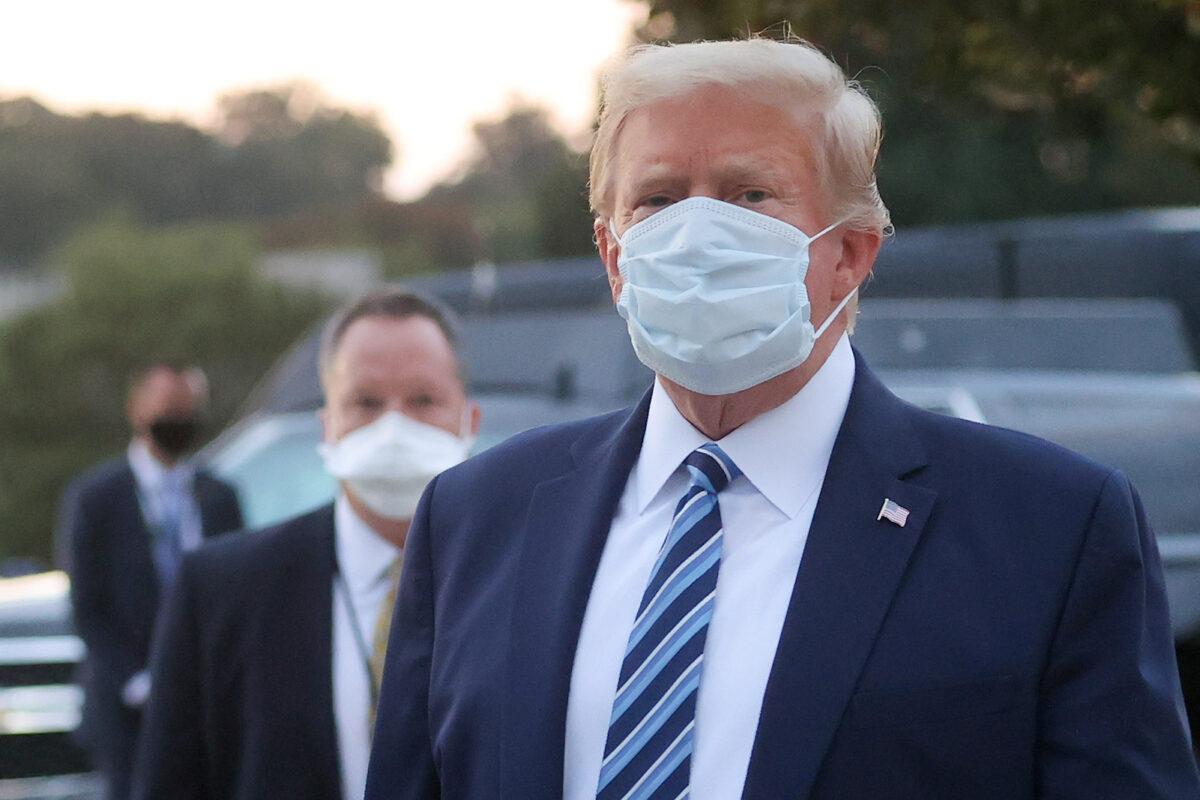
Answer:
[
  {"left": 626, "top": 1, "right": 1200, "bottom": 224},
  {"left": 0, "top": 218, "right": 330, "bottom": 565},
  {"left": 0, "top": 85, "right": 394, "bottom": 267},
  {"left": 265, "top": 104, "right": 599, "bottom": 275},
  {"left": 214, "top": 82, "right": 394, "bottom": 218},
  {"left": 0, "top": 98, "right": 220, "bottom": 264},
  {"left": 424, "top": 104, "right": 596, "bottom": 264}
]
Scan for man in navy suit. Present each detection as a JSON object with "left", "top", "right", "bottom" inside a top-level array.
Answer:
[
  {"left": 61, "top": 364, "right": 242, "bottom": 800},
  {"left": 131, "top": 290, "right": 479, "bottom": 800},
  {"left": 366, "top": 37, "right": 1198, "bottom": 799}
]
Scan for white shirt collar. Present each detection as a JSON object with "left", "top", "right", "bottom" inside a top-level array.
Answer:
[
  {"left": 334, "top": 494, "right": 403, "bottom": 595},
  {"left": 635, "top": 334, "right": 856, "bottom": 519},
  {"left": 127, "top": 439, "right": 194, "bottom": 492}
]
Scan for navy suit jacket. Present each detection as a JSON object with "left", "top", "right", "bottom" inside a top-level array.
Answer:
[
  {"left": 62, "top": 456, "right": 242, "bottom": 772},
  {"left": 130, "top": 504, "right": 343, "bottom": 800},
  {"left": 366, "top": 353, "right": 1199, "bottom": 799}
]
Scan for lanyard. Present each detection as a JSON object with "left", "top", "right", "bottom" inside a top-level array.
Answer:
[{"left": 333, "top": 572, "right": 381, "bottom": 715}]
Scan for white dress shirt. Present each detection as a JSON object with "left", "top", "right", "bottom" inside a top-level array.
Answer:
[
  {"left": 332, "top": 495, "right": 402, "bottom": 800},
  {"left": 127, "top": 439, "right": 202, "bottom": 551},
  {"left": 124, "top": 441, "right": 203, "bottom": 706},
  {"left": 563, "top": 335, "right": 855, "bottom": 800}
]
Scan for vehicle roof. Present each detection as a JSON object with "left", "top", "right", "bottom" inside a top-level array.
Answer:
[{"left": 241, "top": 298, "right": 1196, "bottom": 417}]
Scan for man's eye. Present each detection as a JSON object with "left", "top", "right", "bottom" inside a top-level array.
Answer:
[
  {"left": 642, "top": 195, "right": 673, "bottom": 208},
  {"left": 410, "top": 395, "right": 435, "bottom": 407},
  {"left": 356, "top": 396, "right": 383, "bottom": 409},
  {"left": 741, "top": 189, "right": 770, "bottom": 203}
]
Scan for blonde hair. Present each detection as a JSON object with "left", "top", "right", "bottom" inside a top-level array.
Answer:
[{"left": 588, "top": 37, "right": 890, "bottom": 237}]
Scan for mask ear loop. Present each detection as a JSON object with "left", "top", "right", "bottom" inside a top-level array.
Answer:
[
  {"left": 810, "top": 216, "right": 847, "bottom": 242},
  {"left": 813, "top": 287, "right": 859, "bottom": 340},
  {"left": 808, "top": 216, "right": 857, "bottom": 340},
  {"left": 607, "top": 220, "right": 623, "bottom": 248}
]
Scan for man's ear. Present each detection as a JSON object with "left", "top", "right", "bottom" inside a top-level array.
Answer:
[
  {"left": 467, "top": 401, "right": 481, "bottom": 438},
  {"left": 833, "top": 227, "right": 882, "bottom": 301},
  {"left": 595, "top": 218, "right": 623, "bottom": 305}
]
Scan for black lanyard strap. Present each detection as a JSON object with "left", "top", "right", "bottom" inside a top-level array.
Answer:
[{"left": 334, "top": 573, "right": 381, "bottom": 714}]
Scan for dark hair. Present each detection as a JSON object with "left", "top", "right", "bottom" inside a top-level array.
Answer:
[{"left": 318, "top": 286, "right": 462, "bottom": 386}]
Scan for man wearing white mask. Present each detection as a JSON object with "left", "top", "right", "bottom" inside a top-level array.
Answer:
[
  {"left": 132, "top": 288, "right": 478, "bottom": 800},
  {"left": 367, "top": 37, "right": 1197, "bottom": 800}
]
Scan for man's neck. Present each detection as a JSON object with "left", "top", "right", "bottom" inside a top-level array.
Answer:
[
  {"left": 133, "top": 436, "right": 182, "bottom": 469},
  {"left": 344, "top": 489, "right": 411, "bottom": 549},
  {"left": 660, "top": 328, "right": 844, "bottom": 440}
]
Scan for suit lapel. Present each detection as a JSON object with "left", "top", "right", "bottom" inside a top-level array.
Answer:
[
  {"left": 501, "top": 396, "right": 651, "bottom": 799},
  {"left": 263, "top": 506, "right": 342, "bottom": 798},
  {"left": 115, "top": 461, "right": 161, "bottom": 608},
  {"left": 193, "top": 474, "right": 221, "bottom": 539},
  {"left": 742, "top": 355, "right": 938, "bottom": 799}
]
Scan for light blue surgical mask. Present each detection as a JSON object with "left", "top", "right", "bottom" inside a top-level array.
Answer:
[{"left": 609, "top": 196, "right": 856, "bottom": 396}]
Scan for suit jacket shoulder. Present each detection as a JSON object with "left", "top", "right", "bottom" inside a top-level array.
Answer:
[
  {"left": 65, "top": 456, "right": 135, "bottom": 507},
  {"left": 177, "top": 503, "right": 337, "bottom": 677},
  {"left": 431, "top": 409, "right": 629, "bottom": 512},
  {"left": 905, "top": 398, "right": 1114, "bottom": 499},
  {"left": 184, "top": 504, "right": 334, "bottom": 603}
]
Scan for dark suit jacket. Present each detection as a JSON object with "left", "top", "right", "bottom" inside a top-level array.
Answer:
[
  {"left": 62, "top": 456, "right": 242, "bottom": 774},
  {"left": 131, "top": 505, "right": 343, "bottom": 800},
  {"left": 366, "top": 352, "right": 1199, "bottom": 799}
]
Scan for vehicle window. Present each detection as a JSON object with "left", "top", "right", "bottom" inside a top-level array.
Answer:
[
  {"left": 205, "top": 414, "right": 336, "bottom": 530},
  {"left": 854, "top": 300, "right": 1195, "bottom": 373}
]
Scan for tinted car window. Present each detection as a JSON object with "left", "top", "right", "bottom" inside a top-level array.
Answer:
[{"left": 205, "top": 414, "right": 336, "bottom": 530}]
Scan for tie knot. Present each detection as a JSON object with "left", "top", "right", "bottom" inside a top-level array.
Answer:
[{"left": 683, "top": 443, "right": 741, "bottom": 495}]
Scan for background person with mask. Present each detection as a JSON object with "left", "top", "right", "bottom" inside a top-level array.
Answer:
[
  {"left": 131, "top": 288, "right": 478, "bottom": 800},
  {"left": 366, "top": 37, "right": 1198, "bottom": 799},
  {"left": 60, "top": 363, "right": 243, "bottom": 800}
]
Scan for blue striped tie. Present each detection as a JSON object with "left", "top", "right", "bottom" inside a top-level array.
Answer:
[{"left": 597, "top": 443, "right": 741, "bottom": 800}]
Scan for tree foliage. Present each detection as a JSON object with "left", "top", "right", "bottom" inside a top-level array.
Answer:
[
  {"left": 0, "top": 84, "right": 392, "bottom": 266},
  {"left": 0, "top": 219, "right": 330, "bottom": 565},
  {"left": 420, "top": 104, "right": 596, "bottom": 264},
  {"left": 262, "top": 103, "right": 597, "bottom": 274},
  {"left": 628, "top": 0, "right": 1200, "bottom": 224}
]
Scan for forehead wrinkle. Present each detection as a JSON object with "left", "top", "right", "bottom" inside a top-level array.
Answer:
[
  {"left": 709, "top": 154, "right": 793, "bottom": 187},
  {"left": 625, "top": 160, "right": 689, "bottom": 194}
]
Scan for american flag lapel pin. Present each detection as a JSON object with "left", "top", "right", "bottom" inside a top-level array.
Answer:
[{"left": 877, "top": 498, "right": 910, "bottom": 528}]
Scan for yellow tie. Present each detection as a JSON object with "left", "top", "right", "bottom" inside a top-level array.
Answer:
[{"left": 369, "top": 558, "right": 402, "bottom": 730}]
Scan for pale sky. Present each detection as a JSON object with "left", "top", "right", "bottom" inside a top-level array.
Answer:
[{"left": 1, "top": 0, "right": 645, "bottom": 198}]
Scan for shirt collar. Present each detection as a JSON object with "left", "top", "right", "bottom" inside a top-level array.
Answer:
[
  {"left": 635, "top": 334, "right": 856, "bottom": 519},
  {"left": 127, "top": 439, "right": 195, "bottom": 492},
  {"left": 334, "top": 494, "right": 403, "bottom": 594}
]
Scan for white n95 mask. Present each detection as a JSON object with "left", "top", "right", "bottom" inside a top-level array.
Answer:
[
  {"left": 610, "top": 196, "right": 856, "bottom": 396},
  {"left": 318, "top": 410, "right": 474, "bottom": 520}
]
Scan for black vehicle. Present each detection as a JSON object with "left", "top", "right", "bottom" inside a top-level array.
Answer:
[
  {"left": 4, "top": 288, "right": 1200, "bottom": 793},
  {"left": 211, "top": 297, "right": 1200, "bottom": 634}
]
